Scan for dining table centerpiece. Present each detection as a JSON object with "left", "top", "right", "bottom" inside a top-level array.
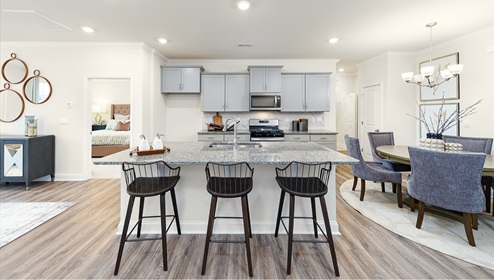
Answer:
[{"left": 408, "top": 96, "right": 481, "bottom": 150}]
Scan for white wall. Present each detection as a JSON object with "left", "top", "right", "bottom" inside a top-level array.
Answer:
[
  {"left": 356, "top": 25, "right": 494, "bottom": 148},
  {"left": 163, "top": 59, "right": 339, "bottom": 141},
  {"left": 0, "top": 42, "right": 166, "bottom": 180},
  {"left": 415, "top": 25, "right": 494, "bottom": 140}
]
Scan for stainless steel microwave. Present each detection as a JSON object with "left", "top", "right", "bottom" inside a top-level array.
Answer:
[{"left": 250, "top": 94, "right": 281, "bottom": 111}]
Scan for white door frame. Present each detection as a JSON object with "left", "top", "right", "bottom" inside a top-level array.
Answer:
[
  {"left": 83, "top": 76, "right": 133, "bottom": 180},
  {"left": 358, "top": 82, "right": 384, "bottom": 160}
]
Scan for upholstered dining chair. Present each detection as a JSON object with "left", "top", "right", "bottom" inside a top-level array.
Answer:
[
  {"left": 344, "top": 135, "right": 404, "bottom": 208},
  {"left": 407, "top": 147, "right": 486, "bottom": 246},
  {"left": 368, "top": 132, "right": 411, "bottom": 193},
  {"left": 442, "top": 135, "right": 493, "bottom": 214}
]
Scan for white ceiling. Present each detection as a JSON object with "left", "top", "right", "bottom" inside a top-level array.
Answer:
[{"left": 2, "top": 0, "right": 494, "bottom": 72}]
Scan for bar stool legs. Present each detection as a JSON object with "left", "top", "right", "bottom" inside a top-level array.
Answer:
[
  {"left": 114, "top": 192, "right": 181, "bottom": 275},
  {"left": 201, "top": 195, "right": 253, "bottom": 277},
  {"left": 274, "top": 191, "right": 340, "bottom": 277},
  {"left": 241, "top": 196, "right": 253, "bottom": 277},
  {"left": 114, "top": 196, "right": 135, "bottom": 275},
  {"left": 160, "top": 194, "right": 168, "bottom": 271},
  {"left": 320, "top": 196, "right": 339, "bottom": 277},
  {"left": 201, "top": 196, "right": 217, "bottom": 275}
]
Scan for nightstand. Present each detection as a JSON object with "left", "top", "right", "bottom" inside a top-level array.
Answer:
[{"left": 92, "top": 124, "right": 106, "bottom": 131}]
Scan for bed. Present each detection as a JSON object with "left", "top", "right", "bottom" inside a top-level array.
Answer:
[{"left": 91, "top": 104, "right": 131, "bottom": 158}]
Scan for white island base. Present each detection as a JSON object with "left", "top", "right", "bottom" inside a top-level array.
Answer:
[
  {"left": 93, "top": 142, "right": 358, "bottom": 235},
  {"left": 118, "top": 164, "right": 339, "bottom": 235}
]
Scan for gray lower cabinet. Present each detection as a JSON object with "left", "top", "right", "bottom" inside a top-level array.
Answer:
[
  {"left": 201, "top": 74, "right": 249, "bottom": 112},
  {"left": 284, "top": 133, "right": 336, "bottom": 150},
  {"left": 281, "top": 74, "right": 330, "bottom": 112},
  {"left": 198, "top": 134, "right": 250, "bottom": 142},
  {"left": 0, "top": 135, "right": 55, "bottom": 190}
]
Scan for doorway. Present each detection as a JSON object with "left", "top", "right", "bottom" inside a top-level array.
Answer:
[
  {"left": 87, "top": 78, "right": 131, "bottom": 179},
  {"left": 358, "top": 84, "right": 383, "bottom": 161}
]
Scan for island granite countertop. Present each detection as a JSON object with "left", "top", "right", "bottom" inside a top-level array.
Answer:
[{"left": 93, "top": 141, "right": 357, "bottom": 166}]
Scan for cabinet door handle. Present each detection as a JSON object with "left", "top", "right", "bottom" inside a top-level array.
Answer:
[
  {"left": 320, "top": 137, "right": 327, "bottom": 140},
  {"left": 207, "top": 137, "right": 214, "bottom": 139},
  {"left": 294, "top": 137, "right": 300, "bottom": 139}
]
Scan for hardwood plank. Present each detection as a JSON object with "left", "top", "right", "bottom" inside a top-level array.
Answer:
[{"left": 0, "top": 167, "right": 493, "bottom": 279}]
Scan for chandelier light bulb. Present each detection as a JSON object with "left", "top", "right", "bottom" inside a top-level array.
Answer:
[
  {"left": 421, "top": 66, "right": 434, "bottom": 77},
  {"left": 440, "top": 70, "right": 453, "bottom": 79},
  {"left": 402, "top": 72, "right": 414, "bottom": 82},
  {"left": 448, "top": 64, "right": 463, "bottom": 75},
  {"left": 413, "top": 74, "right": 424, "bottom": 83},
  {"left": 237, "top": 0, "right": 251, "bottom": 10}
]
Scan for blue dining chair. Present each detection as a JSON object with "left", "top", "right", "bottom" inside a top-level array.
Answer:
[
  {"left": 442, "top": 135, "right": 493, "bottom": 214},
  {"left": 407, "top": 147, "right": 486, "bottom": 246},
  {"left": 344, "top": 135, "right": 404, "bottom": 208}
]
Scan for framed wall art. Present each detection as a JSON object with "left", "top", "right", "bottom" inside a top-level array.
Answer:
[
  {"left": 420, "top": 52, "right": 460, "bottom": 102},
  {"left": 418, "top": 102, "right": 459, "bottom": 139}
]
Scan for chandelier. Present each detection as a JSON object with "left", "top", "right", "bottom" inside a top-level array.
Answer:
[{"left": 401, "top": 22, "right": 463, "bottom": 89}]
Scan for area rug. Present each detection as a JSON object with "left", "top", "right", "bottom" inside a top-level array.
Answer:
[
  {"left": 0, "top": 202, "right": 76, "bottom": 248},
  {"left": 340, "top": 179, "right": 494, "bottom": 269}
]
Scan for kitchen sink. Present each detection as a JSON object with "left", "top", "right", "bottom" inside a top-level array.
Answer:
[{"left": 209, "top": 142, "right": 262, "bottom": 149}]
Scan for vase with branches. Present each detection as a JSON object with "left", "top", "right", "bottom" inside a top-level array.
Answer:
[{"left": 407, "top": 95, "right": 481, "bottom": 139}]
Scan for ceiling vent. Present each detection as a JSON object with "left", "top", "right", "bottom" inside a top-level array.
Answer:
[
  {"left": 1, "top": 10, "right": 72, "bottom": 30},
  {"left": 237, "top": 44, "right": 253, "bottom": 47}
]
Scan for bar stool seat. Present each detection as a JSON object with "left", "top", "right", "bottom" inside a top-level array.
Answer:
[
  {"left": 201, "top": 162, "right": 254, "bottom": 277},
  {"left": 274, "top": 161, "right": 339, "bottom": 277},
  {"left": 114, "top": 161, "right": 181, "bottom": 275}
]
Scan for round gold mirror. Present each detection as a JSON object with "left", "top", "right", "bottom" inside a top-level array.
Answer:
[
  {"left": 1, "top": 53, "right": 29, "bottom": 84},
  {"left": 0, "top": 83, "right": 25, "bottom": 123},
  {"left": 23, "top": 69, "right": 52, "bottom": 104}
]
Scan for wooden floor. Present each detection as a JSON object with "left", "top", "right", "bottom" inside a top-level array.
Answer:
[{"left": 0, "top": 166, "right": 493, "bottom": 279}]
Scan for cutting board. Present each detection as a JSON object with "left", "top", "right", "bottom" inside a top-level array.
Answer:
[{"left": 213, "top": 112, "right": 223, "bottom": 126}]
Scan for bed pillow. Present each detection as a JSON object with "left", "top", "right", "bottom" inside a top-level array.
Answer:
[
  {"left": 115, "top": 121, "right": 131, "bottom": 131},
  {"left": 114, "top": 114, "right": 130, "bottom": 121},
  {"left": 105, "top": 119, "right": 118, "bottom": 130}
]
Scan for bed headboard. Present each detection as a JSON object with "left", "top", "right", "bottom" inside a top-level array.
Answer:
[{"left": 110, "top": 104, "right": 130, "bottom": 119}]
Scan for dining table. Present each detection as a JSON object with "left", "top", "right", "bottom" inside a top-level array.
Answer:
[{"left": 376, "top": 145, "right": 494, "bottom": 176}]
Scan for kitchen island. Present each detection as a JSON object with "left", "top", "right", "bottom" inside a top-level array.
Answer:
[{"left": 94, "top": 141, "right": 357, "bottom": 235}]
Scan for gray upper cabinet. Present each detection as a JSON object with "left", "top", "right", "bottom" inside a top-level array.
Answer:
[
  {"left": 281, "top": 73, "right": 330, "bottom": 112},
  {"left": 281, "top": 75, "right": 306, "bottom": 112},
  {"left": 161, "top": 66, "right": 204, "bottom": 93},
  {"left": 201, "top": 74, "right": 249, "bottom": 112},
  {"left": 248, "top": 66, "right": 282, "bottom": 93}
]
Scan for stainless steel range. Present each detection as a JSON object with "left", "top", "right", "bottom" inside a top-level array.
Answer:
[{"left": 249, "top": 119, "right": 285, "bottom": 141}]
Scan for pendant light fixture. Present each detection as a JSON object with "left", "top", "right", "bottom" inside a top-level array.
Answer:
[{"left": 401, "top": 22, "right": 463, "bottom": 90}]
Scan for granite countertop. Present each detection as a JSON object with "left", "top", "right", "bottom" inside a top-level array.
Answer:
[
  {"left": 197, "top": 130, "right": 337, "bottom": 135},
  {"left": 93, "top": 141, "right": 357, "bottom": 166}
]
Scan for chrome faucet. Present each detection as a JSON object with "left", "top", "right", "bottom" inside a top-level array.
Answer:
[{"left": 224, "top": 118, "right": 238, "bottom": 146}]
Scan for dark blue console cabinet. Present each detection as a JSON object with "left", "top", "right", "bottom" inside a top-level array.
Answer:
[{"left": 0, "top": 135, "right": 55, "bottom": 190}]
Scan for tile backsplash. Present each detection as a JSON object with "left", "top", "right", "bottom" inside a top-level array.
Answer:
[{"left": 203, "top": 112, "right": 325, "bottom": 131}]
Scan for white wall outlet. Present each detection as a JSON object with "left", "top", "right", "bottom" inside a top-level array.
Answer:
[{"left": 66, "top": 101, "right": 74, "bottom": 108}]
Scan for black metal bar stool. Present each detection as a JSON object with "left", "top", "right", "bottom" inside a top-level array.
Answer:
[
  {"left": 114, "top": 161, "right": 181, "bottom": 275},
  {"left": 274, "top": 161, "right": 339, "bottom": 276},
  {"left": 201, "top": 162, "right": 254, "bottom": 277}
]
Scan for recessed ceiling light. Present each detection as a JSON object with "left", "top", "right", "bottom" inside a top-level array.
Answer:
[
  {"left": 158, "top": 38, "right": 168, "bottom": 44},
  {"left": 329, "top": 37, "right": 339, "bottom": 44},
  {"left": 81, "top": 26, "right": 94, "bottom": 33},
  {"left": 237, "top": 0, "right": 251, "bottom": 10},
  {"left": 338, "top": 68, "right": 345, "bottom": 72}
]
